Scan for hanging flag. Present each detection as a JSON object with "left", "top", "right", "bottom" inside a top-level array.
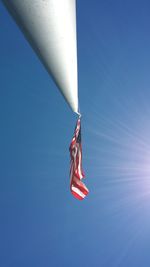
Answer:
[{"left": 69, "top": 117, "right": 89, "bottom": 200}]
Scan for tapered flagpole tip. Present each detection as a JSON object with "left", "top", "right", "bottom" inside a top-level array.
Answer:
[{"left": 2, "top": 0, "right": 78, "bottom": 113}]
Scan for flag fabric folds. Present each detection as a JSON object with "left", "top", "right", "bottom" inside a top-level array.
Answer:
[{"left": 69, "top": 117, "right": 89, "bottom": 200}]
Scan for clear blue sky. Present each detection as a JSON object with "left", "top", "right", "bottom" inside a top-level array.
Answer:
[{"left": 1, "top": 1, "right": 150, "bottom": 266}]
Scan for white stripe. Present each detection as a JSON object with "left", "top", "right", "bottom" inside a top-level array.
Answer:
[
  {"left": 71, "top": 185, "right": 86, "bottom": 199},
  {"left": 77, "top": 148, "right": 82, "bottom": 179}
]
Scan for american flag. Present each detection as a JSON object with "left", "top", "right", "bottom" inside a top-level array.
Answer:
[{"left": 69, "top": 117, "right": 89, "bottom": 200}]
